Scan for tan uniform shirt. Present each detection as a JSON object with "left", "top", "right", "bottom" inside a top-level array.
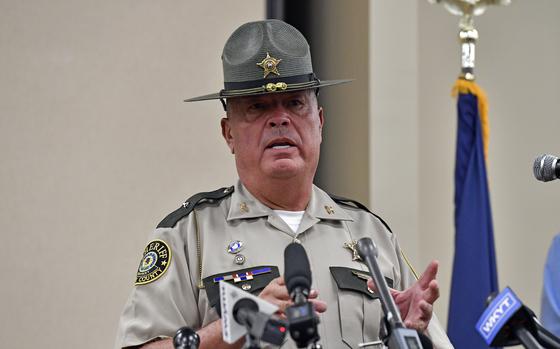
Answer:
[{"left": 115, "top": 181, "right": 453, "bottom": 349}]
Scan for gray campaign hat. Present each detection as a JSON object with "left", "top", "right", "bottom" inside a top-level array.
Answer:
[{"left": 185, "top": 19, "right": 351, "bottom": 102}]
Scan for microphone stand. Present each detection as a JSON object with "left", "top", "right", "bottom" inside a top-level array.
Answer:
[
  {"left": 357, "top": 237, "right": 424, "bottom": 349},
  {"left": 515, "top": 327, "right": 545, "bottom": 349},
  {"left": 244, "top": 333, "right": 262, "bottom": 349}
]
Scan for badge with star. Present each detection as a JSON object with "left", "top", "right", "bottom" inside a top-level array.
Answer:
[
  {"left": 135, "top": 239, "right": 172, "bottom": 285},
  {"left": 257, "top": 52, "right": 282, "bottom": 78}
]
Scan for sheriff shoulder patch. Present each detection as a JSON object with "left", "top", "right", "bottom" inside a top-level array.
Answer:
[{"left": 135, "top": 239, "right": 172, "bottom": 285}]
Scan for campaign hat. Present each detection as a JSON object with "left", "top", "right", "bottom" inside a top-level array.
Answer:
[{"left": 185, "top": 19, "right": 350, "bottom": 102}]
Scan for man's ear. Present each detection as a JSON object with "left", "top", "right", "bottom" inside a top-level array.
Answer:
[
  {"left": 318, "top": 107, "right": 324, "bottom": 139},
  {"left": 221, "top": 117, "right": 235, "bottom": 154}
]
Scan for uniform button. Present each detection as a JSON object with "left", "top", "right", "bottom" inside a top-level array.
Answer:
[
  {"left": 234, "top": 254, "right": 246, "bottom": 265},
  {"left": 241, "top": 283, "right": 251, "bottom": 291}
]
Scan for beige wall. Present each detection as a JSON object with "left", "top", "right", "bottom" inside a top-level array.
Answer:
[
  {"left": 310, "top": 0, "right": 371, "bottom": 205},
  {"left": 0, "top": 1, "right": 263, "bottom": 348}
]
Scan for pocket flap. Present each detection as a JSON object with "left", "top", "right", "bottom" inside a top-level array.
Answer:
[
  {"left": 203, "top": 265, "right": 280, "bottom": 315},
  {"left": 329, "top": 266, "right": 394, "bottom": 299}
]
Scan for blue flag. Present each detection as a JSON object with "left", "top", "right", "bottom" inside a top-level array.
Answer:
[{"left": 447, "top": 80, "right": 499, "bottom": 349}]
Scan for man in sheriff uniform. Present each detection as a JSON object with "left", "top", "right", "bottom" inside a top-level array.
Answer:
[{"left": 115, "top": 20, "right": 454, "bottom": 349}]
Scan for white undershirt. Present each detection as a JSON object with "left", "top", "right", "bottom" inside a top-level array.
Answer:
[{"left": 274, "top": 210, "right": 305, "bottom": 233}]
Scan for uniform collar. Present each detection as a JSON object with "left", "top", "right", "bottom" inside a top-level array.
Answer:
[
  {"left": 227, "top": 180, "right": 273, "bottom": 221},
  {"left": 307, "top": 184, "right": 353, "bottom": 221},
  {"left": 227, "top": 180, "right": 353, "bottom": 222}
]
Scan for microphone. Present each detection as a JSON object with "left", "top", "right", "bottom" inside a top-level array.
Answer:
[
  {"left": 232, "top": 298, "right": 287, "bottom": 347},
  {"left": 356, "top": 237, "right": 424, "bottom": 349},
  {"left": 476, "top": 287, "right": 550, "bottom": 349},
  {"left": 284, "top": 243, "right": 321, "bottom": 348},
  {"left": 477, "top": 288, "right": 560, "bottom": 349},
  {"left": 219, "top": 280, "right": 286, "bottom": 346},
  {"left": 533, "top": 154, "right": 560, "bottom": 182},
  {"left": 284, "top": 242, "right": 312, "bottom": 304},
  {"left": 173, "top": 327, "right": 200, "bottom": 349}
]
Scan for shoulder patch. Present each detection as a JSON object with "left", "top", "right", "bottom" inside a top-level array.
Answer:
[
  {"left": 329, "top": 193, "right": 393, "bottom": 234},
  {"left": 157, "top": 186, "right": 234, "bottom": 229},
  {"left": 135, "top": 239, "right": 172, "bottom": 285}
]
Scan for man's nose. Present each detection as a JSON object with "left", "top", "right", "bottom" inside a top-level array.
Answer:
[{"left": 268, "top": 107, "right": 291, "bottom": 128}]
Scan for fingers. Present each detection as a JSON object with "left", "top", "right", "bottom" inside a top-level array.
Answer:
[
  {"left": 418, "top": 260, "right": 439, "bottom": 288},
  {"left": 366, "top": 278, "right": 378, "bottom": 293},
  {"left": 264, "top": 277, "right": 290, "bottom": 300},
  {"left": 419, "top": 300, "right": 433, "bottom": 320},
  {"left": 403, "top": 298, "right": 433, "bottom": 331},
  {"left": 309, "top": 289, "right": 318, "bottom": 299},
  {"left": 262, "top": 279, "right": 328, "bottom": 316},
  {"left": 424, "top": 279, "right": 440, "bottom": 304},
  {"left": 274, "top": 300, "right": 292, "bottom": 314},
  {"left": 309, "top": 299, "right": 328, "bottom": 313}
]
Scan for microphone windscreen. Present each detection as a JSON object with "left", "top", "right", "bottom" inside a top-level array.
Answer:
[
  {"left": 356, "top": 237, "right": 377, "bottom": 260},
  {"left": 534, "top": 154, "right": 558, "bottom": 182},
  {"left": 284, "top": 242, "right": 311, "bottom": 294}
]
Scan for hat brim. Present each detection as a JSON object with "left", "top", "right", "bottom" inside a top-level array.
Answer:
[{"left": 184, "top": 79, "right": 352, "bottom": 102}]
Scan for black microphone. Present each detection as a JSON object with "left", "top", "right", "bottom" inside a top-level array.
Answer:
[
  {"left": 284, "top": 242, "right": 312, "bottom": 304},
  {"left": 173, "top": 327, "right": 200, "bottom": 349},
  {"left": 534, "top": 154, "right": 560, "bottom": 182},
  {"left": 356, "top": 237, "right": 424, "bottom": 349},
  {"left": 232, "top": 298, "right": 287, "bottom": 347},
  {"left": 283, "top": 242, "right": 321, "bottom": 348}
]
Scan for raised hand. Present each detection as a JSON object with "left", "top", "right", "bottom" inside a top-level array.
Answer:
[{"left": 367, "top": 260, "right": 440, "bottom": 331}]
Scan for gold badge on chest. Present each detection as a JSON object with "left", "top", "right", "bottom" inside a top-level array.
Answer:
[{"left": 343, "top": 240, "right": 362, "bottom": 261}]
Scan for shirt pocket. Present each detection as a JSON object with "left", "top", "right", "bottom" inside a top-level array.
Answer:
[
  {"left": 202, "top": 265, "right": 280, "bottom": 316},
  {"left": 330, "top": 266, "right": 394, "bottom": 349}
]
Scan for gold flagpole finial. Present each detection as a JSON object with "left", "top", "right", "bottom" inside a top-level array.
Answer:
[{"left": 428, "top": 0, "right": 511, "bottom": 80}]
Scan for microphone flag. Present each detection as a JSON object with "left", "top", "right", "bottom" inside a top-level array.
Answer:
[{"left": 447, "top": 79, "right": 499, "bottom": 349}]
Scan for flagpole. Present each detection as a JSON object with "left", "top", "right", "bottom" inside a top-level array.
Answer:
[{"left": 427, "top": 1, "right": 511, "bottom": 348}]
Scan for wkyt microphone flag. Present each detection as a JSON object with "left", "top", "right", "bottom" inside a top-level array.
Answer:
[{"left": 447, "top": 80, "right": 499, "bottom": 349}]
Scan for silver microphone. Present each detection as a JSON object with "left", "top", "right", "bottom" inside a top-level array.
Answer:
[{"left": 533, "top": 154, "right": 560, "bottom": 182}]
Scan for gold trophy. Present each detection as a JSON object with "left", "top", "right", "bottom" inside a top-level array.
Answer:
[{"left": 428, "top": 0, "right": 511, "bottom": 80}]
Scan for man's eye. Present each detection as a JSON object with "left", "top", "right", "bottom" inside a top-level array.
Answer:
[
  {"left": 289, "top": 99, "right": 304, "bottom": 106},
  {"left": 249, "top": 103, "right": 265, "bottom": 110}
]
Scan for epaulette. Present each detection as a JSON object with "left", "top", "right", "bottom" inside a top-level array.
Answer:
[
  {"left": 329, "top": 193, "right": 393, "bottom": 234},
  {"left": 157, "top": 186, "right": 235, "bottom": 228}
]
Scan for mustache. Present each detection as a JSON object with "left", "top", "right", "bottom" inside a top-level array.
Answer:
[{"left": 262, "top": 128, "right": 300, "bottom": 147}]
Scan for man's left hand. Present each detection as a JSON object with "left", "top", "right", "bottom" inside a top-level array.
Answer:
[{"left": 367, "top": 260, "right": 440, "bottom": 332}]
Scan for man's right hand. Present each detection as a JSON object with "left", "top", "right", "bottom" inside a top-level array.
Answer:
[
  {"left": 140, "top": 277, "right": 327, "bottom": 349},
  {"left": 258, "top": 276, "right": 327, "bottom": 316}
]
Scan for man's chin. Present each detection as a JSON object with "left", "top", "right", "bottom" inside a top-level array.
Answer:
[{"left": 263, "top": 160, "right": 303, "bottom": 179}]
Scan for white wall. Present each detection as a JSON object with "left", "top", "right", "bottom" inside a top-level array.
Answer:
[{"left": 0, "top": 1, "right": 263, "bottom": 348}]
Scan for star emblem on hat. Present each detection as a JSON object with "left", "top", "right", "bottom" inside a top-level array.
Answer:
[{"left": 257, "top": 52, "right": 282, "bottom": 78}]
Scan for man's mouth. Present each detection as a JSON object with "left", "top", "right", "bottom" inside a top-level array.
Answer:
[
  {"left": 266, "top": 139, "right": 296, "bottom": 150},
  {"left": 270, "top": 143, "right": 292, "bottom": 150}
]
